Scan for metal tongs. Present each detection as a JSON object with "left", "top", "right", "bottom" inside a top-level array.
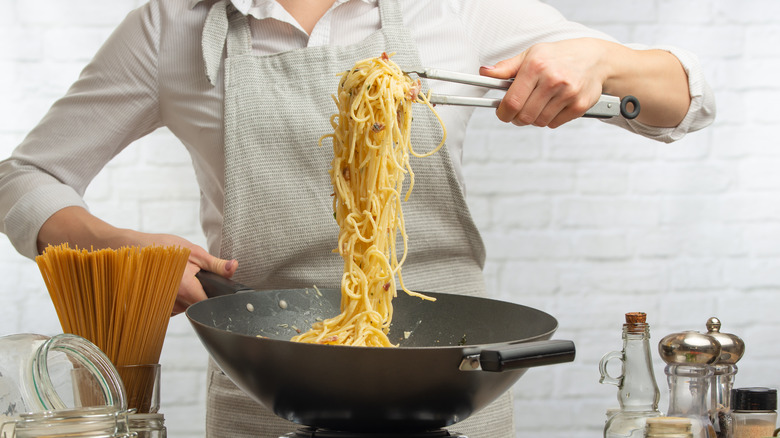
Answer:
[{"left": 407, "top": 68, "right": 640, "bottom": 120}]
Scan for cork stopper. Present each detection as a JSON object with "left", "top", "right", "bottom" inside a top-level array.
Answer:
[
  {"left": 626, "top": 312, "right": 647, "bottom": 324},
  {"left": 624, "top": 312, "right": 648, "bottom": 334}
]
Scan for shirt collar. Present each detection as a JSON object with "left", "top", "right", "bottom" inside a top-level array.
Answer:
[{"left": 190, "top": 0, "right": 376, "bottom": 16}]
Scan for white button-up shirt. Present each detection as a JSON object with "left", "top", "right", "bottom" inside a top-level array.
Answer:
[{"left": 0, "top": 0, "right": 715, "bottom": 259}]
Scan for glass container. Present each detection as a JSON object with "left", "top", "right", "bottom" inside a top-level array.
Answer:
[
  {"left": 129, "top": 413, "right": 167, "bottom": 438},
  {"left": 731, "top": 387, "right": 777, "bottom": 438},
  {"left": 600, "top": 312, "right": 662, "bottom": 438},
  {"left": 0, "top": 333, "right": 127, "bottom": 436},
  {"left": 659, "top": 330, "right": 721, "bottom": 438},
  {"left": 13, "top": 406, "right": 134, "bottom": 437},
  {"left": 705, "top": 317, "right": 745, "bottom": 438}
]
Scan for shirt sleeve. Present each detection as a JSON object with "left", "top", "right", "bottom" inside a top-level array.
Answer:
[
  {"left": 455, "top": 0, "right": 716, "bottom": 142},
  {"left": 0, "top": 1, "right": 163, "bottom": 259}
]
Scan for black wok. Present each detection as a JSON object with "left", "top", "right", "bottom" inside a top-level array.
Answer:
[{"left": 186, "top": 271, "right": 575, "bottom": 433}]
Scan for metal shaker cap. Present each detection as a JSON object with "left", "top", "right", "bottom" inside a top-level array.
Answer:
[
  {"left": 705, "top": 317, "right": 745, "bottom": 365},
  {"left": 658, "top": 330, "right": 721, "bottom": 365}
]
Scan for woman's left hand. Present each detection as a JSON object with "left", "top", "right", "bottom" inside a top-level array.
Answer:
[{"left": 480, "top": 38, "right": 691, "bottom": 129}]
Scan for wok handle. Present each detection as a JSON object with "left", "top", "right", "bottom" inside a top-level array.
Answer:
[
  {"left": 196, "top": 270, "right": 254, "bottom": 298},
  {"left": 478, "top": 340, "right": 576, "bottom": 372}
]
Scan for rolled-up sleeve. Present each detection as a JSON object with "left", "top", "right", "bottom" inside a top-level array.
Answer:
[
  {"left": 602, "top": 44, "right": 716, "bottom": 143},
  {"left": 0, "top": 1, "right": 162, "bottom": 259}
]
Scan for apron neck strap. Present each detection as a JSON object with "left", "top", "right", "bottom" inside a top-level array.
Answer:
[
  {"left": 225, "top": 3, "right": 252, "bottom": 58},
  {"left": 377, "top": 0, "right": 403, "bottom": 30},
  {"left": 202, "top": 0, "right": 405, "bottom": 86}
]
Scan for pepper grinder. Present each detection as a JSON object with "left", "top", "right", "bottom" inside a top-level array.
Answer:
[
  {"left": 705, "top": 317, "right": 745, "bottom": 438},
  {"left": 658, "top": 330, "right": 722, "bottom": 438},
  {"left": 600, "top": 312, "right": 662, "bottom": 438}
]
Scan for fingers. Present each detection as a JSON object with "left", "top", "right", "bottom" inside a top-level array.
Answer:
[
  {"left": 172, "top": 264, "right": 205, "bottom": 315},
  {"left": 480, "top": 52, "right": 526, "bottom": 80},
  {"left": 171, "top": 245, "right": 239, "bottom": 315},
  {"left": 482, "top": 44, "right": 599, "bottom": 128},
  {"left": 188, "top": 244, "right": 238, "bottom": 278}
]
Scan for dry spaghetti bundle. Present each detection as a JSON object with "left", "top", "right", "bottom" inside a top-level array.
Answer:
[
  {"left": 36, "top": 243, "right": 190, "bottom": 412},
  {"left": 292, "top": 53, "right": 445, "bottom": 347}
]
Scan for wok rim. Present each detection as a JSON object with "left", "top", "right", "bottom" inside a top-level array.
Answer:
[{"left": 185, "top": 288, "right": 560, "bottom": 351}]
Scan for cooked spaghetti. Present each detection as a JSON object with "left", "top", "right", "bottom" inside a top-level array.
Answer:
[
  {"left": 292, "top": 53, "right": 445, "bottom": 347},
  {"left": 36, "top": 243, "right": 190, "bottom": 412}
]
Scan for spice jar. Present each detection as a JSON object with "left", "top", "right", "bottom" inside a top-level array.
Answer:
[
  {"left": 0, "top": 333, "right": 127, "bottom": 435},
  {"left": 731, "top": 387, "right": 777, "bottom": 438}
]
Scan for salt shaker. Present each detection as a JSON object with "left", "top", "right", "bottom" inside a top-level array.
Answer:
[
  {"left": 600, "top": 312, "right": 662, "bottom": 438},
  {"left": 658, "top": 330, "right": 721, "bottom": 438},
  {"left": 705, "top": 317, "right": 745, "bottom": 438}
]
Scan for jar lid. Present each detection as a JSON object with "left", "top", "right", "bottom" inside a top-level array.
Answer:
[
  {"left": 646, "top": 416, "right": 692, "bottom": 432},
  {"left": 732, "top": 387, "right": 777, "bottom": 411},
  {"left": 705, "top": 317, "right": 745, "bottom": 365}
]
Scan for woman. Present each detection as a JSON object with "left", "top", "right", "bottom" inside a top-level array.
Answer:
[{"left": 0, "top": 0, "right": 715, "bottom": 436}]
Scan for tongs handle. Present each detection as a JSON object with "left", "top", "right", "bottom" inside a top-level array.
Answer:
[
  {"left": 417, "top": 68, "right": 514, "bottom": 90},
  {"left": 416, "top": 68, "right": 640, "bottom": 119}
]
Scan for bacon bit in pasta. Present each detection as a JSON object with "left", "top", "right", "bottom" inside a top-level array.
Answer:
[
  {"left": 318, "top": 335, "right": 339, "bottom": 344},
  {"left": 380, "top": 52, "right": 390, "bottom": 61},
  {"left": 372, "top": 123, "right": 385, "bottom": 133},
  {"left": 342, "top": 167, "right": 350, "bottom": 181},
  {"left": 383, "top": 282, "right": 391, "bottom": 291},
  {"left": 406, "top": 79, "right": 421, "bottom": 101}
]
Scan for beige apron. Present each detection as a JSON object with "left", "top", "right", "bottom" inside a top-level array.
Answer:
[{"left": 201, "top": 1, "right": 513, "bottom": 436}]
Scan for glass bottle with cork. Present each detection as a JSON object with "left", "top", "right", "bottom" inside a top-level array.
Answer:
[{"left": 600, "top": 312, "right": 662, "bottom": 438}]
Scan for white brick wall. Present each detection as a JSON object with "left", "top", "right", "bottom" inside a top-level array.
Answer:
[{"left": 2, "top": 1, "right": 779, "bottom": 437}]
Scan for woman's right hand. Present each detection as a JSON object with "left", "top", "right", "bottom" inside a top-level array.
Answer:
[
  {"left": 134, "top": 232, "right": 238, "bottom": 315},
  {"left": 37, "top": 206, "right": 238, "bottom": 315}
]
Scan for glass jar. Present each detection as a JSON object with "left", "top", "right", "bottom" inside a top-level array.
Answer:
[
  {"left": 116, "top": 364, "right": 161, "bottom": 414},
  {"left": 129, "top": 413, "right": 167, "bottom": 438},
  {"left": 13, "top": 406, "right": 134, "bottom": 437},
  {"left": 731, "top": 387, "right": 777, "bottom": 438},
  {"left": 0, "top": 333, "right": 127, "bottom": 435}
]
